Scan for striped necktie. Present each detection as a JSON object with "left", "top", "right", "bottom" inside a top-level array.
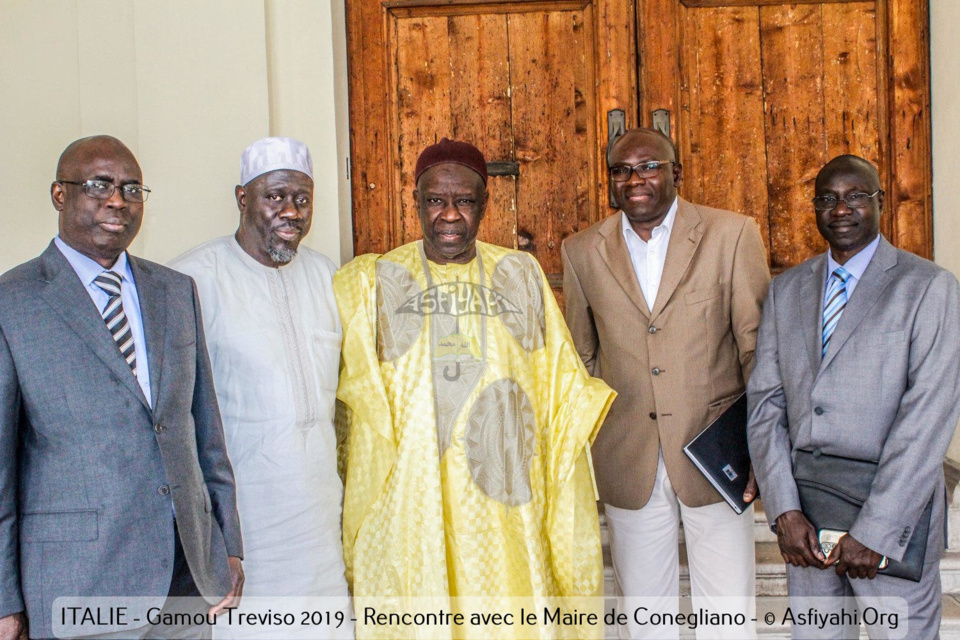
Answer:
[
  {"left": 93, "top": 271, "right": 137, "bottom": 375},
  {"left": 821, "top": 266, "right": 851, "bottom": 357}
]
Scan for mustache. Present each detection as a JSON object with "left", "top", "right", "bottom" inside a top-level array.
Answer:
[
  {"left": 435, "top": 224, "right": 467, "bottom": 234},
  {"left": 273, "top": 221, "right": 304, "bottom": 233}
]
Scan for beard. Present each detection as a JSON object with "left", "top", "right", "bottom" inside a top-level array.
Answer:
[
  {"left": 267, "top": 223, "right": 302, "bottom": 264},
  {"left": 267, "top": 244, "right": 298, "bottom": 264}
]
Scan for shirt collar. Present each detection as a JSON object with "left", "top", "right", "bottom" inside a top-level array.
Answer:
[
  {"left": 621, "top": 197, "right": 679, "bottom": 241},
  {"left": 826, "top": 234, "right": 881, "bottom": 283},
  {"left": 54, "top": 235, "right": 134, "bottom": 287}
]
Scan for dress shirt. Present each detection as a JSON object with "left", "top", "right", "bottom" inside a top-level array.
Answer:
[
  {"left": 621, "top": 197, "right": 679, "bottom": 311},
  {"left": 55, "top": 236, "right": 152, "bottom": 407},
  {"left": 824, "top": 233, "right": 881, "bottom": 304}
]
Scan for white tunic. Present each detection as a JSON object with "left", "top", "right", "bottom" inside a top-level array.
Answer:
[{"left": 170, "top": 236, "right": 349, "bottom": 638}]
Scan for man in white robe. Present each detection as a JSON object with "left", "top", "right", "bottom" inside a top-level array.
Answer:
[{"left": 170, "top": 137, "right": 350, "bottom": 639}]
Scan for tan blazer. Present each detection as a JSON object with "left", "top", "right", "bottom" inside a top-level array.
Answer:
[{"left": 562, "top": 198, "right": 770, "bottom": 509}]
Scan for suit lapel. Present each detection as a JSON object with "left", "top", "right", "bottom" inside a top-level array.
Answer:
[
  {"left": 37, "top": 244, "right": 150, "bottom": 409},
  {"left": 650, "top": 199, "right": 702, "bottom": 322},
  {"left": 596, "top": 212, "right": 650, "bottom": 318},
  {"left": 799, "top": 255, "right": 828, "bottom": 376},
  {"left": 129, "top": 256, "right": 167, "bottom": 411},
  {"left": 819, "top": 237, "right": 896, "bottom": 373}
]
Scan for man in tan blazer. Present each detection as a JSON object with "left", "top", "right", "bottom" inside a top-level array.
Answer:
[{"left": 562, "top": 128, "right": 770, "bottom": 639}]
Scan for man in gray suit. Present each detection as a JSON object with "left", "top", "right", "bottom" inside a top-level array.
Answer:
[
  {"left": 0, "top": 136, "right": 244, "bottom": 639},
  {"left": 748, "top": 155, "right": 960, "bottom": 638}
]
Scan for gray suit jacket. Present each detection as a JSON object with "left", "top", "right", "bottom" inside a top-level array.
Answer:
[
  {"left": 747, "top": 236, "right": 960, "bottom": 563},
  {"left": 0, "top": 242, "right": 242, "bottom": 638}
]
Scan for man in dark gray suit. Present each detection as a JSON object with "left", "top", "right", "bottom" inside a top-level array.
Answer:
[
  {"left": 748, "top": 155, "right": 960, "bottom": 638},
  {"left": 0, "top": 136, "right": 244, "bottom": 639}
]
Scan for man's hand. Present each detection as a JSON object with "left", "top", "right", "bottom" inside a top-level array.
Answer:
[
  {"left": 826, "top": 534, "right": 884, "bottom": 580},
  {"left": 775, "top": 510, "right": 826, "bottom": 568},
  {"left": 0, "top": 612, "right": 27, "bottom": 640},
  {"left": 742, "top": 466, "right": 759, "bottom": 503},
  {"left": 209, "top": 557, "right": 245, "bottom": 616}
]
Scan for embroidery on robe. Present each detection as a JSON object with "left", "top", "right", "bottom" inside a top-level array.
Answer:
[
  {"left": 491, "top": 253, "right": 546, "bottom": 352},
  {"left": 465, "top": 378, "right": 537, "bottom": 507},
  {"left": 419, "top": 246, "right": 489, "bottom": 459},
  {"left": 431, "top": 312, "right": 486, "bottom": 457},
  {"left": 396, "top": 282, "right": 520, "bottom": 317},
  {"left": 375, "top": 260, "right": 423, "bottom": 362}
]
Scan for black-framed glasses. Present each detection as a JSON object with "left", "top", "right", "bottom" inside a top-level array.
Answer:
[
  {"left": 609, "top": 160, "right": 675, "bottom": 182},
  {"left": 812, "top": 189, "right": 882, "bottom": 212},
  {"left": 58, "top": 179, "right": 151, "bottom": 203}
]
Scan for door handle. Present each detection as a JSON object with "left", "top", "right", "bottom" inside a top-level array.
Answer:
[
  {"left": 486, "top": 161, "right": 520, "bottom": 177},
  {"left": 607, "top": 109, "right": 626, "bottom": 208},
  {"left": 652, "top": 109, "right": 670, "bottom": 138},
  {"left": 608, "top": 109, "right": 626, "bottom": 146}
]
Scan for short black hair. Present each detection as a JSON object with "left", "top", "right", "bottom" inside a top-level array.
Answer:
[
  {"left": 606, "top": 127, "right": 679, "bottom": 167},
  {"left": 815, "top": 155, "right": 881, "bottom": 192}
]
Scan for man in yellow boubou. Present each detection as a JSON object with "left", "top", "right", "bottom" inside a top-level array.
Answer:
[{"left": 334, "top": 138, "right": 615, "bottom": 639}]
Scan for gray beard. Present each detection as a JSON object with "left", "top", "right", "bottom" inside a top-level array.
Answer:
[{"left": 268, "top": 246, "right": 298, "bottom": 264}]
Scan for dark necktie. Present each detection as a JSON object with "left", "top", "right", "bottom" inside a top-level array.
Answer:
[{"left": 93, "top": 271, "right": 137, "bottom": 376}]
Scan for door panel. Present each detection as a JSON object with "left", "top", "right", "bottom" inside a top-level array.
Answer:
[
  {"left": 348, "top": 0, "right": 931, "bottom": 277},
  {"left": 760, "top": 4, "right": 843, "bottom": 267},
  {"left": 888, "top": 0, "right": 932, "bottom": 258},
  {"left": 346, "top": 0, "right": 636, "bottom": 286},
  {"left": 676, "top": 5, "right": 770, "bottom": 248},
  {"left": 759, "top": 3, "right": 882, "bottom": 267},
  {"left": 510, "top": 10, "right": 595, "bottom": 275},
  {"left": 638, "top": 0, "right": 930, "bottom": 270},
  {"left": 390, "top": 6, "right": 596, "bottom": 277}
]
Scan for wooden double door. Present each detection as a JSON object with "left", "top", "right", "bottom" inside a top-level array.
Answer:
[{"left": 346, "top": 0, "right": 932, "bottom": 290}]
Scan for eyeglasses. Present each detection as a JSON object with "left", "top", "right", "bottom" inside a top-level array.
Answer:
[
  {"left": 58, "top": 179, "right": 151, "bottom": 203},
  {"left": 609, "top": 160, "right": 675, "bottom": 182},
  {"left": 812, "top": 190, "right": 882, "bottom": 211}
]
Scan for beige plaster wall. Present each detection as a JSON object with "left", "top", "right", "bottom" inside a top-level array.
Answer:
[
  {"left": 0, "top": 0, "right": 351, "bottom": 270},
  {"left": 133, "top": 0, "right": 271, "bottom": 262},
  {"left": 930, "top": 2, "right": 960, "bottom": 461},
  {"left": 263, "top": 0, "right": 352, "bottom": 264}
]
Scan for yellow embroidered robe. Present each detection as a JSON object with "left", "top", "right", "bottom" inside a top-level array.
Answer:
[{"left": 335, "top": 241, "right": 615, "bottom": 639}]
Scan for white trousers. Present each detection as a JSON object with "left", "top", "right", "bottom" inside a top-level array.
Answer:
[{"left": 605, "top": 453, "right": 757, "bottom": 639}]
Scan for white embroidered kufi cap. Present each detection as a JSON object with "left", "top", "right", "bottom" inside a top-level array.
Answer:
[{"left": 240, "top": 136, "right": 313, "bottom": 186}]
